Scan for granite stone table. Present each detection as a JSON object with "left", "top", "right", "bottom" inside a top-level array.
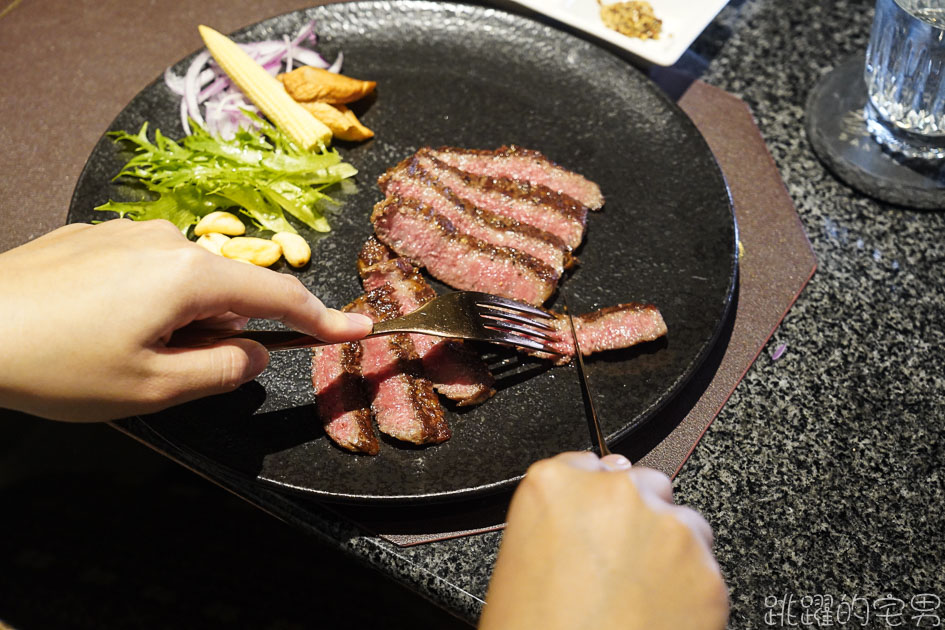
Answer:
[{"left": 1, "top": 0, "right": 943, "bottom": 628}]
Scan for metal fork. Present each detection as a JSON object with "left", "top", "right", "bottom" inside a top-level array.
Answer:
[{"left": 170, "top": 291, "right": 561, "bottom": 354}]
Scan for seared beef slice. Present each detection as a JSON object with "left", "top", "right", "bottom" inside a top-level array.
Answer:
[
  {"left": 312, "top": 337, "right": 378, "bottom": 455},
  {"left": 379, "top": 154, "right": 573, "bottom": 274},
  {"left": 371, "top": 195, "right": 558, "bottom": 306},
  {"left": 359, "top": 252, "right": 495, "bottom": 406},
  {"left": 428, "top": 145, "right": 604, "bottom": 211},
  {"left": 409, "top": 149, "right": 588, "bottom": 249},
  {"left": 350, "top": 286, "right": 450, "bottom": 445},
  {"left": 534, "top": 303, "right": 668, "bottom": 364}
]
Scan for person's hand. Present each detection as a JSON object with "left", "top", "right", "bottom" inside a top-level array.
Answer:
[
  {"left": 479, "top": 452, "right": 729, "bottom": 630},
  {"left": 0, "top": 220, "right": 372, "bottom": 421}
]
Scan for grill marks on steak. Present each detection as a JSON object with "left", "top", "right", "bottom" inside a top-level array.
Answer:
[
  {"left": 313, "top": 237, "right": 496, "bottom": 454},
  {"left": 427, "top": 145, "right": 604, "bottom": 211},
  {"left": 533, "top": 303, "right": 668, "bottom": 365},
  {"left": 312, "top": 146, "right": 669, "bottom": 455},
  {"left": 349, "top": 286, "right": 450, "bottom": 445},
  {"left": 378, "top": 155, "right": 573, "bottom": 275},
  {"left": 370, "top": 146, "right": 599, "bottom": 307},
  {"left": 359, "top": 252, "right": 496, "bottom": 407},
  {"left": 408, "top": 150, "right": 588, "bottom": 249},
  {"left": 313, "top": 295, "right": 666, "bottom": 452},
  {"left": 311, "top": 338, "right": 378, "bottom": 455},
  {"left": 371, "top": 195, "right": 558, "bottom": 306}
]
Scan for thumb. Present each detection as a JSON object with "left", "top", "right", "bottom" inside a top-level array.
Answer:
[
  {"left": 600, "top": 453, "right": 633, "bottom": 471},
  {"left": 151, "top": 339, "right": 270, "bottom": 405}
]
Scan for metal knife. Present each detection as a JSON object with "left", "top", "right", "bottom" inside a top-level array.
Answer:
[{"left": 562, "top": 294, "right": 611, "bottom": 457}]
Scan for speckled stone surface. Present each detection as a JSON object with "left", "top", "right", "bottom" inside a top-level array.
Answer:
[{"left": 673, "top": 0, "right": 945, "bottom": 627}]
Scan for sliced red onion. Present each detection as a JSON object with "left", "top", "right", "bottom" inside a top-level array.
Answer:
[
  {"left": 327, "top": 51, "right": 343, "bottom": 74},
  {"left": 291, "top": 20, "right": 316, "bottom": 47},
  {"left": 179, "top": 96, "right": 191, "bottom": 135},
  {"left": 293, "top": 49, "right": 331, "bottom": 69},
  {"left": 197, "top": 75, "right": 232, "bottom": 103},
  {"left": 164, "top": 67, "right": 185, "bottom": 95},
  {"left": 204, "top": 91, "right": 259, "bottom": 139},
  {"left": 260, "top": 59, "right": 282, "bottom": 75},
  {"left": 283, "top": 35, "right": 294, "bottom": 73},
  {"left": 183, "top": 50, "right": 212, "bottom": 128},
  {"left": 167, "top": 20, "right": 342, "bottom": 137},
  {"left": 250, "top": 44, "right": 288, "bottom": 69}
]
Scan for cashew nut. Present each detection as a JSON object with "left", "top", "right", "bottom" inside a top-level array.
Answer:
[
  {"left": 195, "top": 232, "right": 230, "bottom": 256},
  {"left": 221, "top": 237, "right": 282, "bottom": 267},
  {"left": 194, "top": 211, "right": 246, "bottom": 236},
  {"left": 271, "top": 232, "right": 312, "bottom": 268}
]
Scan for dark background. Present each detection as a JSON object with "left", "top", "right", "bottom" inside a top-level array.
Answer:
[{"left": 0, "top": 414, "right": 470, "bottom": 629}]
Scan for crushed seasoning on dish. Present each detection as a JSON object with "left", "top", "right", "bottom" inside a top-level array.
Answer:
[{"left": 597, "top": 0, "right": 662, "bottom": 40}]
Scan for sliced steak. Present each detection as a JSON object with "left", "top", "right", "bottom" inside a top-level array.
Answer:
[
  {"left": 427, "top": 145, "right": 604, "bottom": 211},
  {"left": 379, "top": 155, "right": 573, "bottom": 274},
  {"left": 534, "top": 302, "right": 668, "bottom": 364},
  {"left": 350, "top": 286, "right": 450, "bottom": 445},
  {"left": 359, "top": 255, "right": 496, "bottom": 406},
  {"left": 409, "top": 149, "right": 588, "bottom": 249},
  {"left": 311, "top": 339, "right": 378, "bottom": 455},
  {"left": 371, "top": 195, "right": 558, "bottom": 306},
  {"left": 356, "top": 236, "right": 395, "bottom": 274}
]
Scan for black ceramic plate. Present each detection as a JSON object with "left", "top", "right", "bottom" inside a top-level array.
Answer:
[{"left": 68, "top": 1, "right": 737, "bottom": 504}]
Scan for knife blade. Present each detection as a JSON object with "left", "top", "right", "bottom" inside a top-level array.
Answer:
[{"left": 562, "top": 294, "right": 611, "bottom": 457}]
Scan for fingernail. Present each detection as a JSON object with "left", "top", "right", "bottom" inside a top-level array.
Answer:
[
  {"left": 601, "top": 454, "right": 633, "bottom": 471},
  {"left": 244, "top": 344, "right": 271, "bottom": 381},
  {"left": 345, "top": 312, "right": 373, "bottom": 330}
]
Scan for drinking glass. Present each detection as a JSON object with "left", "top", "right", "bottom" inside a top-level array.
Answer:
[
  {"left": 865, "top": 0, "right": 945, "bottom": 159},
  {"left": 806, "top": 0, "right": 945, "bottom": 208}
]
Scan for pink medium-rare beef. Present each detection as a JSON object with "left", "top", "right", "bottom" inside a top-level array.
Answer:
[
  {"left": 415, "top": 338, "right": 496, "bottom": 407},
  {"left": 311, "top": 339, "right": 379, "bottom": 455},
  {"left": 427, "top": 145, "right": 604, "bottom": 211},
  {"left": 378, "top": 155, "right": 573, "bottom": 275},
  {"left": 371, "top": 195, "right": 558, "bottom": 306},
  {"left": 533, "top": 302, "right": 668, "bottom": 365},
  {"left": 572, "top": 302, "right": 667, "bottom": 353},
  {"left": 350, "top": 286, "right": 450, "bottom": 445},
  {"left": 358, "top": 254, "right": 496, "bottom": 406},
  {"left": 407, "top": 149, "right": 588, "bottom": 249}
]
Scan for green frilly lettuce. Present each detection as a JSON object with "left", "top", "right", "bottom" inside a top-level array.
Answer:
[{"left": 95, "top": 116, "right": 357, "bottom": 235}]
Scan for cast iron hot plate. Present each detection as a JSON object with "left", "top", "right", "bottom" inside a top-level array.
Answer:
[{"left": 68, "top": 1, "right": 737, "bottom": 503}]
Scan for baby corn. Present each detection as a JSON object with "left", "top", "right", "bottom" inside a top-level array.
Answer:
[{"left": 198, "top": 25, "right": 332, "bottom": 150}]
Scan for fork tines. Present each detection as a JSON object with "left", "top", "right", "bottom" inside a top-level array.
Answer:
[
  {"left": 472, "top": 293, "right": 555, "bottom": 320},
  {"left": 479, "top": 311, "right": 556, "bottom": 340},
  {"left": 471, "top": 293, "right": 561, "bottom": 353}
]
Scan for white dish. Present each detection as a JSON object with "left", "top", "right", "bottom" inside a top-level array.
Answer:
[{"left": 505, "top": 0, "right": 729, "bottom": 66}]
